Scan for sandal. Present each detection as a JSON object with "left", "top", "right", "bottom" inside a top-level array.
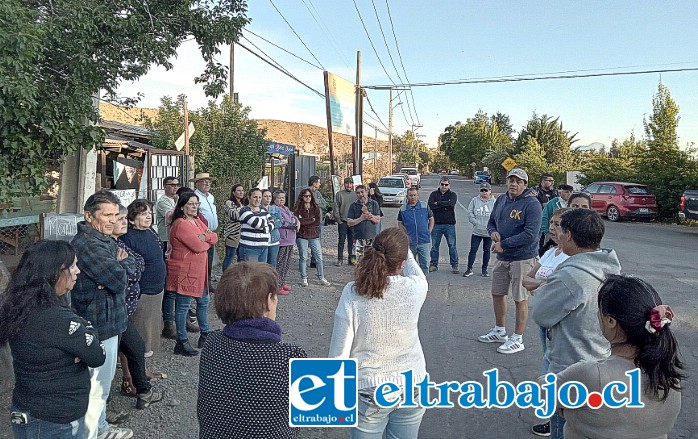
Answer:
[
  {"left": 147, "top": 370, "right": 168, "bottom": 381},
  {"left": 121, "top": 378, "right": 137, "bottom": 397}
]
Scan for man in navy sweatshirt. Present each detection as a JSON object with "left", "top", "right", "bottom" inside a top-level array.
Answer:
[{"left": 478, "top": 168, "right": 542, "bottom": 354}]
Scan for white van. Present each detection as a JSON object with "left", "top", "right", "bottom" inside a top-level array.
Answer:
[{"left": 399, "top": 167, "right": 421, "bottom": 188}]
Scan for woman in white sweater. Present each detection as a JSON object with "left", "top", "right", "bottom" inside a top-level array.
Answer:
[{"left": 329, "top": 227, "right": 428, "bottom": 439}]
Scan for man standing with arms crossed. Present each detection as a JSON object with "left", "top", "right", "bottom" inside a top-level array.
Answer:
[
  {"left": 334, "top": 177, "right": 356, "bottom": 266},
  {"left": 155, "top": 176, "right": 179, "bottom": 257},
  {"left": 478, "top": 168, "right": 542, "bottom": 354},
  {"left": 428, "top": 176, "right": 459, "bottom": 273},
  {"left": 193, "top": 172, "right": 217, "bottom": 292},
  {"left": 397, "top": 187, "right": 434, "bottom": 273}
]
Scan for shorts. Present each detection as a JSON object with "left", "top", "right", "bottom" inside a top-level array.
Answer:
[{"left": 491, "top": 257, "right": 538, "bottom": 302}]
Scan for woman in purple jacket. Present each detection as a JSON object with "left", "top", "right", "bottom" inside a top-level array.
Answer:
[{"left": 273, "top": 190, "right": 298, "bottom": 295}]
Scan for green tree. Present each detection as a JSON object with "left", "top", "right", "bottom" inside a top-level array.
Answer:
[
  {"left": 514, "top": 113, "right": 578, "bottom": 161},
  {"left": 394, "top": 130, "right": 427, "bottom": 168},
  {"left": 0, "top": 0, "right": 249, "bottom": 205}
]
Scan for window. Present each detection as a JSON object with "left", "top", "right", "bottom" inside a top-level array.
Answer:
[
  {"left": 626, "top": 186, "right": 650, "bottom": 195},
  {"left": 584, "top": 184, "right": 601, "bottom": 194},
  {"left": 378, "top": 178, "right": 405, "bottom": 188},
  {"left": 599, "top": 185, "right": 615, "bottom": 194}
]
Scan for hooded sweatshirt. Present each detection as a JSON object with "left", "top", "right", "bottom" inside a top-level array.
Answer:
[
  {"left": 486, "top": 187, "right": 542, "bottom": 261},
  {"left": 531, "top": 249, "right": 621, "bottom": 374},
  {"left": 467, "top": 195, "right": 496, "bottom": 237}
]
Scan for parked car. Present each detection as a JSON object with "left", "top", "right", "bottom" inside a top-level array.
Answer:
[
  {"left": 679, "top": 189, "right": 698, "bottom": 220},
  {"left": 378, "top": 176, "right": 408, "bottom": 206},
  {"left": 391, "top": 173, "right": 410, "bottom": 187},
  {"left": 399, "top": 167, "right": 421, "bottom": 188},
  {"left": 474, "top": 170, "right": 491, "bottom": 184},
  {"left": 583, "top": 182, "right": 658, "bottom": 221},
  {"left": 449, "top": 169, "right": 460, "bottom": 175}
]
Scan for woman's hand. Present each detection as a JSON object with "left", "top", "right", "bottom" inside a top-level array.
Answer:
[{"left": 197, "top": 234, "right": 206, "bottom": 241}]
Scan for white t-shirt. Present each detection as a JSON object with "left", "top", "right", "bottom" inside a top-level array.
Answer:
[{"left": 535, "top": 247, "right": 569, "bottom": 280}]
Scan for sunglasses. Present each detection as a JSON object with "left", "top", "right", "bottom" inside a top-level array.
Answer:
[
  {"left": 480, "top": 189, "right": 490, "bottom": 192},
  {"left": 440, "top": 183, "right": 450, "bottom": 186},
  {"left": 302, "top": 194, "right": 312, "bottom": 198}
]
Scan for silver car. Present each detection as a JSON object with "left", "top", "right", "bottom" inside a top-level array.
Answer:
[{"left": 378, "top": 176, "right": 408, "bottom": 206}]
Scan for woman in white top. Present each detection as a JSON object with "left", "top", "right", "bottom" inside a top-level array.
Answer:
[
  {"left": 523, "top": 208, "right": 569, "bottom": 437},
  {"left": 329, "top": 227, "right": 428, "bottom": 439}
]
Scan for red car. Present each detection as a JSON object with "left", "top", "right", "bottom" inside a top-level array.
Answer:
[{"left": 583, "top": 182, "right": 658, "bottom": 221}]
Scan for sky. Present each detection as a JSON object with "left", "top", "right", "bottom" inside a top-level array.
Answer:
[{"left": 116, "top": 0, "right": 698, "bottom": 150}]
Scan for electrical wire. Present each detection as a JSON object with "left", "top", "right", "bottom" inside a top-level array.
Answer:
[
  {"left": 385, "top": 0, "right": 419, "bottom": 125},
  {"left": 351, "top": 0, "right": 396, "bottom": 85},
  {"left": 364, "top": 93, "right": 389, "bottom": 131},
  {"left": 365, "top": 66, "right": 698, "bottom": 89},
  {"left": 268, "top": 0, "right": 326, "bottom": 70},
  {"left": 244, "top": 29, "right": 322, "bottom": 71},
  {"left": 301, "top": 0, "right": 354, "bottom": 71}
]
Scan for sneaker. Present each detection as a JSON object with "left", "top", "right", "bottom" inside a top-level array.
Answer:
[
  {"left": 300, "top": 278, "right": 309, "bottom": 287},
  {"left": 428, "top": 264, "right": 438, "bottom": 272},
  {"left": 482, "top": 270, "right": 490, "bottom": 277},
  {"left": 136, "top": 388, "right": 164, "bottom": 410},
  {"left": 334, "top": 260, "right": 343, "bottom": 267},
  {"left": 143, "top": 350, "right": 153, "bottom": 358},
  {"left": 452, "top": 266, "right": 459, "bottom": 274},
  {"left": 318, "top": 278, "right": 331, "bottom": 286},
  {"left": 105, "top": 409, "right": 129, "bottom": 425},
  {"left": 478, "top": 328, "right": 508, "bottom": 343},
  {"left": 98, "top": 427, "right": 133, "bottom": 439},
  {"left": 497, "top": 338, "right": 525, "bottom": 354},
  {"left": 462, "top": 269, "right": 474, "bottom": 277},
  {"left": 348, "top": 257, "right": 356, "bottom": 266},
  {"left": 278, "top": 287, "right": 290, "bottom": 296},
  {"left": 532, "top": 421, "right": 551, "bottom": 437}
]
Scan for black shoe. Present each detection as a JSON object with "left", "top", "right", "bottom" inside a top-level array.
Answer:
[
  {"left": 532, "top": 421, "right": 551, "bottom": 437},
  {"left": 198, "top": 332, "right": 210, "bottom": 349},
  {"left": 348, "top": 256, "right": 357, "bottom": 266},
  {"left": 186, "top": 319, "right": 200, "bottom": 333},
  {"left": 310, "top": 261, "right": 317, "bottom": 269},
  {"left": 161, "top": 321, "right": 177, "bottom": 340},
  {"left": 334, "top": 260, "right": 343, "bottom": 267},
  {"left": 173, "top": 340, "right": 199, "bottom": 356},
  {"left": 136, "top": 388, "right": 164, "bottom": 409},
  {"left": 463, "top": 269, "right": 474, "bottom": 277}
]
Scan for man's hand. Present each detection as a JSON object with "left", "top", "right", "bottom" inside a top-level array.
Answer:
[
  {"left": 116, "top": 247, "right": 128, "bottom": 261},
  {"left": 492, "top": 241, "right": 504, "bottom": 253},
  {"left": 490, "top": 231, "right": 501, "bottom": 242}
]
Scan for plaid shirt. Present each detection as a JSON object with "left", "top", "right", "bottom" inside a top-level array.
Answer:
[{"left": 70, "top": 222, "right": 134, "bottom": 340}]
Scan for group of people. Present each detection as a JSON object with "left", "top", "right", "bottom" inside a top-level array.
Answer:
[{"left": 0, "top": 167, "right": 685, "bottom": 439}]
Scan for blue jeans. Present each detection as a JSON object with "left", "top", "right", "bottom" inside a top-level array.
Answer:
[
  {"left": 540, "top": 326, "right": 550, "bottom": 374},
  {"left": 311, "top": 224, "right": 323, "bottom": 264},
  {"left": 410, "top": 243, "right": 430, "bottom": 273},
  {"left": 162, "top": 290, "right": 176, "bottom": 322},
  {"left": 466, "top": 234, "right": 492, "bottom": 272},
  {"left": 11, "top": 406, "right": 83, "bottom": 439},
  {"left": 222, "top": 245, "right": 237, "bottom": 272},
  {"left": 238, "top": 244, "right": 268, "bottom": 262},
  {"left": 267, "top": 244, "right": 279, "bottom": 268},
  {"left": 175, "top": 292, "right": 210, "bottom": 341},
  {"left": 551, "top": 412, "right": 566, "bottom": 439},
  {"left": 430, "top": 224, "right": 458, "bottom": 267},
  {"left": 297, "top": 238, "right": 324, "bottom": 279},
  {"left": 352, "top": 391, "right": 425, "bottom": 439}
]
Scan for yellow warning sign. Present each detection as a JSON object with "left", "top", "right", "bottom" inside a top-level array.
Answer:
[{"left": 501, "top": 157, "right": 517, "bottom": 172}]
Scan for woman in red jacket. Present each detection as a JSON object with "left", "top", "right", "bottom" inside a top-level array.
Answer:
[
  {"left": 293, "top": 189, "right": 331, "bottom": 287},
  {"left": 167, "top": 192, "right": 218, "bottom": 356}
]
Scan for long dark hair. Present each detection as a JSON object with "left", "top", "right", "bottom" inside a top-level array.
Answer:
[
  {"left": 368, "top": 182, "right": 383, "bottom": 197},
  {"left": 293, "top": 188, "right": 317, "bottom": 214},
  {"left": 173, "top": 192, "right": 199, "bottom": 221},
  {"left": 598, "top": 274, "right": 685, "bottom": 401},
  {"left": 354, "top": 227, "right": 409, "bottom": 299},
  {"left": 0, "top": 240, "right": 76, "bottom": 344},
  {"left": 229, "top": 184, "right": 244, "bottom": 207}
]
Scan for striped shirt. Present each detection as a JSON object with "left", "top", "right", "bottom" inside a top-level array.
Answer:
[{"left": 239, "top": 206, "right": 274, "bottom": 247}]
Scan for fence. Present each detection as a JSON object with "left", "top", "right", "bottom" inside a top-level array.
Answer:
[{"left": 0, "top": 216, "right": 41, "bottom": 269}]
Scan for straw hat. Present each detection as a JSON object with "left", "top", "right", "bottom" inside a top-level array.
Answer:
[{"left": 191, "top": 172, "right": 216, "bottom": 184}]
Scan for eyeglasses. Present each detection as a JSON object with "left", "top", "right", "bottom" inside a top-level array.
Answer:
[
  {"left": 543, "top": 179, "right": 554, "bottom": 182},
  {"left": 185, "top": 202, "right": 201, "bottom": 207},
  {"left": 165, "top": 183, "right": 181, "bottom": 187},
  {"left": 440, "top": 183, "right": 450, "bottom": 186}
]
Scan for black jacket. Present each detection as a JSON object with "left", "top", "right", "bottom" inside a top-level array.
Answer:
[{"left": 428, "top": 189, "right": 458, "bottom": 225}]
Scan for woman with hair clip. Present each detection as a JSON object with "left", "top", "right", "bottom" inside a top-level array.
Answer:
[
  {"left": 0, "top": 240, "right": 106, "bottom": 438},
  {"left": 329, "top": 227, "right": 428, "bottom": 439},
  {"left": 556, "top": 274, "right": 684, "bottom": 439}
]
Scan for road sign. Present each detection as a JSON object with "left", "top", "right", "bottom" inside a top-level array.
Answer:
[{"left": 501, "top": 157, "right": 517, "bottom": 171}]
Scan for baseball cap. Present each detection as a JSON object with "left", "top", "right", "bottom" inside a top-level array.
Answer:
[
  {"left": 480, "top": 182, "right": 491, "bottom": 191},
  {"left": 506, "top": 168, "right": 528, "bottom": 183},
  {"left": 343, "top": 177, "right": 353, "bottom": 184}
]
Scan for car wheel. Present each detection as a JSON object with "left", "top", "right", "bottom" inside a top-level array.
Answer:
[{"left": 607, "top": 205, "right": 620, "bottom": 222}]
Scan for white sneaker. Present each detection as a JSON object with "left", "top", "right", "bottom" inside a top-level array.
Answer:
[
  {"left": 299, "top": 278, "right": 309, "bottom": 287},
  {"left": 98, "top": 427, "right": 134, "bottom": 439},
  {"left": 478, "top": 328, "right": 508, "bottom": 343},
  {"left": 318, "top": 278, "right": 331, "bottom": 286},
  {"left": 497, "top": 338, "right": 525, "bottom": 354}
]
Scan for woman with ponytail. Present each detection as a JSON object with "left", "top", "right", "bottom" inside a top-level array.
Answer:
[
  {"left": 555, "top": 274, "right": 684, "bottom": 439},
  {"left": 329, "top": 227, "right": 428, "bottom": 439}
]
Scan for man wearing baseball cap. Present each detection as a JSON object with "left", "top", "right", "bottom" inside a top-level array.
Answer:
[{"left": 478, "top": 168, "right": 542, "bottom": 354}]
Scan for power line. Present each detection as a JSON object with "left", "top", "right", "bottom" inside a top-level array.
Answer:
[
  {"left": 301, "top": 0, "right": 354, "bottom": 71},
  {"left": 364, "top": 93, "right": 389, "bottom": 132},
  {"left": 385, "top": 0, "right": 419, "bottom": 125},
  {"left": 237, "top": 42, "right": 325, "bottom": 99},
  {"left": 268, "top": 0, "right": 326, "bottom": 70},
  {"left": 365, "top": 66, "right": 698, "bottom": 89},
  {"left": 240, "top": 36, "right": 295, "bottom": 78},
  {"left": 351, "top": 0, "right": 396, "bottom": 85},
  {"left": 243, "top": 29, "right": 322, "bottom": 71}
]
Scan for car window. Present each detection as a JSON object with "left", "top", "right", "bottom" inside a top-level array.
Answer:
[
  {"left": 599, "top": 185, "right": 615, "bottom": 194},
  {"left": 626, "top": 186, "right": 650, "bottom": 195},
  {"left": 585, "top": 184, "right": 601, "bottom": 193},
  {"left": 400, "top": 169, "right": 417, "bottom": 175},
  {"left": 378, "top": 178, "right": 404, "bottom": 188}
]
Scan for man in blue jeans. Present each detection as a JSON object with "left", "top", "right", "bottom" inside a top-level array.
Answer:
[
  {"left": 398, "top": 187, "right": 434, "bottom": 272},
  {"left": 428, "top": 176, "right": 459, "bottom": 273}
]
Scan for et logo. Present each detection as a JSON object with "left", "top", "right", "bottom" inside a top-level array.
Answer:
[{"left": 289, "top": 359, "right": 358, "bottom": 427}]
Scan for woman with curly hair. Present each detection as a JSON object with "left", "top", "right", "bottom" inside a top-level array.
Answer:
[
  {"left": 0, "top": 240, "right": 106, "bottom": 438},
  {"left": 329, "top": 227, "right": 428, "bottom": 438},
  {"left": 293, "top": 188, "right": 330, "bottom": 287}
]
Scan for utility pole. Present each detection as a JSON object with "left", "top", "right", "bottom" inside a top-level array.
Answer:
[
  {"left": 411, "top": 124, "right": 423, "bottom": 167},
  {"left": 388, "top": 88, "right": 393, "bottom": 174},
  {"left": 355, "top": 51, "right": 363, "bottom": 176},
  {"left": 229, "top": 43, "right": 236, "bottom": 102}
]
